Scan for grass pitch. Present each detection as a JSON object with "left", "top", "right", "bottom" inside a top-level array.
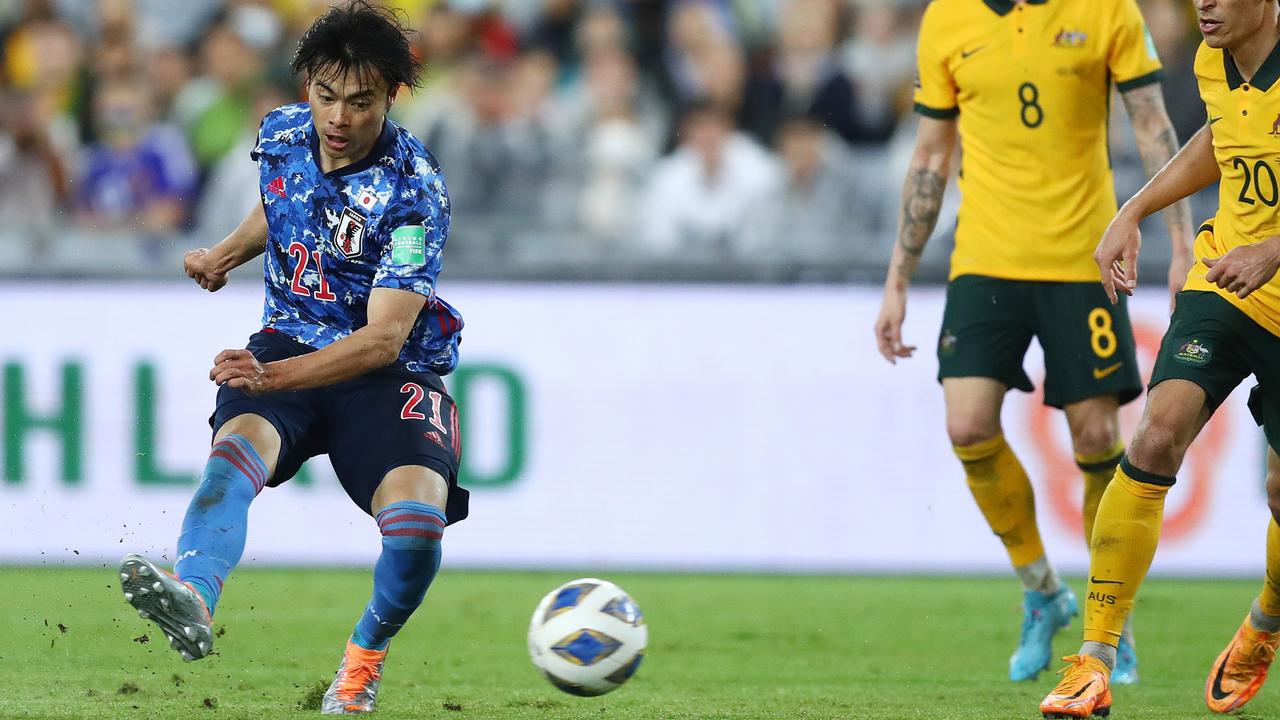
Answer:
[{"left": 0, "top": 569, "right": 1274, "bottom": 720}]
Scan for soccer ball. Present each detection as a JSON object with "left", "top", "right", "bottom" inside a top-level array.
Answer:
[{"left": 527, "top": 578, "right": 647, "bottom": 696}]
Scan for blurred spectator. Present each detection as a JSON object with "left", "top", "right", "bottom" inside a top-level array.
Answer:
[
  {"left": 1144, "top": 0, "right": 1205, "bottom": 144},
  {"left": 0, "top": 88, "right": 68, "bottom": 241},
  {"left": 196, "top": 83, "right": 287, "bottom": 245},
  {"left": 76, "top": 76, "right": 196, "bottom": 233},
  {"left": 701, "top": 39, "right": 747, "bottom": 123},
  {"left": 392, "top": 2, "right": 474, "bottom": 135},
  {"left": 550, "top": 46, "right": 664, "bottom": 249},
  {"left": 842, "top": 0, "right": 915, "bottom": 143},
  {"left": 173, "top": 8, "right": 270, "bottom": 169},
  {"left": 754, "top": 113, "right": 868, "bottom": 262},
  {"left": 528, "top": 0, "right": 584, "bottom": 68},
  {"left": 146, "top": 45, "right": 196, "bottom": 123},
  {"left": 54, "top": 0, "right": 222, "bottom": 50},
  {"left": 661, "top": 0, "right": 738, "bottom": 105},
  {"left": 636, "top": 99, "right": 781, "bottom": 257},
  {"left": 740, "top": 0, "right": 860, "bottom": 145},
  {"left": 421, "top": 55, "right": 555, "bottom": 256},
  {"left": 575, "top": 4, "right": 629, "bottom": 58},
  {"left": 2, "top": 1, "right": 86, "bottom": 123},
  {"left": 0, "top": 0, "right": 1212, "bottom": 280}
]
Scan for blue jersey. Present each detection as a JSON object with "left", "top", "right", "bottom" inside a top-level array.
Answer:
[{"left": 251, "top": 103, "right": 462, "bottom": 375}]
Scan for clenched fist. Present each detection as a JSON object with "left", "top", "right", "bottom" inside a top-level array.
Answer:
[{"left": 185, "top": 248, "right": 229, "bottom": 292}]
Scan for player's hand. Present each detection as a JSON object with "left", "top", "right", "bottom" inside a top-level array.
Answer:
[
  {"left": 1167, "top": 253, "right": 1193, "bottom": 313},
  {"left": 184, "top": 248, "right": 228, "bottom": 292},
  {"left": 210, "top": 349, "right": 273, "bottom": 395},
  {"left": 1202, "top": 240, "right": 1280, "bottom": 299},
  {"left": 875, "top": 287, "right": 916, "bottom": 364},
  {"left": 1095, "top": 211, "right": 1142, "bottom": 304}
]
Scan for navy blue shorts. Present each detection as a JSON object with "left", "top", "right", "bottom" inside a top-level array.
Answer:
[{"left": 210, "top": 330, "right": 469, "bottom": 524}]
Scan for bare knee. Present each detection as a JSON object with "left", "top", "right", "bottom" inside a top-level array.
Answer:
[
  {"left": 1126, "top": 417, "right": 1190, "bottom": 476},
  {"left": 943, "top": 379, "right": 1005, "bottom": 448},
  {"left": 1071, "top": 421, "right": 1120, "bottom": 458},
  {"left": 214, "top": 413, "right": 281, "bottom": 478},
  {"left": 947, "top": 418, "right": 1001, "bottom": 449},
  {"left": 1064, "top": 397, "right": 1121, "bottom": 458},
  {"left": 371, "top": 465, "right": 449, "bottom": 515}
]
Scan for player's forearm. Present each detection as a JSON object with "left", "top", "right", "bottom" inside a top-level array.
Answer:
[
  {"left": 1128, "top": 105, "right": 1196, "bottom": 260},
  {"left": 264, "top": 325, "right": 406, "bottom": 392},
  {"left": 1122, "top": 125, "right": 1219, "bottom": 223},
  {"left": 208, "top": 204, "right": 269, "bottom": 274},
  {"left": 886, "top": 163, "right": 948, "bottom": 291}
]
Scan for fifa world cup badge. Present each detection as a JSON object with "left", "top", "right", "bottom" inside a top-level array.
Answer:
[{"left": 391, "top": 225, "right": 427, "bottom": 266}]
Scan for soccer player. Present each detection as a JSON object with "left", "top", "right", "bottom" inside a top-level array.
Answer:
[
  {"left": 1042, "top": 1, "right": 1280, "bottom": 716},
  {"left": 875, "top": 0, "right": 1195, "bottom": 682},
  {"left": 117, "top": 3, "right": 467, "bottom": 714}
]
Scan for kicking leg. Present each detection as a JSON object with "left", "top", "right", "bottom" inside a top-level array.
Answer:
[{"left": 120, "top": 413, "right": 278, "bottom": 661}]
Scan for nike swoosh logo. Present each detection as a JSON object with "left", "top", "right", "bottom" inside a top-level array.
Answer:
[
  {"left": 1068, "top": 679, "right": 1096, "bottom": 699},
  {"left": 961, "top": 45, "right": 986, "bottom": 59},
  {"left": 1211, "top": 644, "right": 1235, "bottom": 700},
  {"left": 1210, "top": 116, "right": 1223, "bottom": 126},
  {"left": 1090, "top": 576, "right": 1124, "bottom": 585},
  {"left": 1093, "top": 362, "right": 1123, "bottom": 380}
]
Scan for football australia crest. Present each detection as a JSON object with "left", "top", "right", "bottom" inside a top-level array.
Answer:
[{"left": 333, "top": 206, "right": 366, "bottom": 258}]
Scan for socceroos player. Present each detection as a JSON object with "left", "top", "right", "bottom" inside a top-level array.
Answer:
[
  {"left": 1042, "top": 0, "right": 1280, "bottom": 717},
  {"left": 875, "top": 0, "right": 1194, "bottom": 683}
]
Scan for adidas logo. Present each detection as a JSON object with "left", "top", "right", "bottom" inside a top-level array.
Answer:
[{"left": 267, "top": 176, "right": 286, "bottom": 198}]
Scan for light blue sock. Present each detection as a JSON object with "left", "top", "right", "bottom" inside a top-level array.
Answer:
[
  {"left": 351, "top": 501, "right": 445, "bottom": 650},
  {"left": 174, "top": 434, "right": 266, "bottom": 614}
]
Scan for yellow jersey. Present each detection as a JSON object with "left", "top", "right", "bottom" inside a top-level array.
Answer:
[
  {"left": 914, "top": 0, "right": 1163, "bottom": 282},
  {"left": 1186, "top": 40, "right": 1280, "bottom": 336}
]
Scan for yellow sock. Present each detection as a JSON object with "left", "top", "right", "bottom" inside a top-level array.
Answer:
[
  {"left": 954, "top": 434, "right": 1044, "bottom": 568},
  {"left": 1261, "top": 518, "right": 1280, "bottom": 617},
  {"left": 1083, "top": 458, "right": 1172, "bottom": 645},
  {"left": 1076, "top": 441, "right": 1125, "bottom": 546}
]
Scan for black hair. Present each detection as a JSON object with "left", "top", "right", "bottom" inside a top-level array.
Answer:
[{"left": 290, "top": 0, "right": 422, "bottom": 94}]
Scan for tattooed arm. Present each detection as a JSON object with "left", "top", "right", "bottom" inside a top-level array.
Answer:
[
  {"left": 875, "top": 115, "right": 957, "bottom": 364},
  {"left": 1121, "top": 84, "right": 1196, "bottom": 308}
]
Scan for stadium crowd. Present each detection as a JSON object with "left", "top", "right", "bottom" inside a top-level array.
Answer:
[{"left": 0, "top": 0, "right": 1214, "bottom": 278}]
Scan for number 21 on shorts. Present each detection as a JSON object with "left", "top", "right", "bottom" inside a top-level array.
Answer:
[{"left": 400, "top": 382, "right": 448, "bottom": 434}]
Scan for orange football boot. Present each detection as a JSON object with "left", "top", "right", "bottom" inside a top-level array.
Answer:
[
  {"left": 1205, "top": 615, "right": 1280, "bottom": 713},
  {"left": 322, "top": 639, "right": 389, "bottom": 714},
  {"left": 1040, "top": 655, "right": 1112, "bottom": 719}
]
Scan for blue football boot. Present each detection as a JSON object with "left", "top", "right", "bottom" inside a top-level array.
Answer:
[
  {"left": 1112, "top": 629, "right": 1139, "bottom": 685},
  {"left": 1010, "top": 587, "right": 1078, "bottom": 681}
]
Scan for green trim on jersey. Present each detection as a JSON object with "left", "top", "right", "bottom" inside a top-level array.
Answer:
[
  {"left": 1116, "top": 69, "right": 1164, "bottom": 93},
  {"left": 913, "top": 102, "right": 959, "bottom": 119},
  {"left": 982, "top": 0, "right": 1047, "bottom": 17},
  {"left": 1224, "top": 39, "right": 1280, "bottom": 91}
]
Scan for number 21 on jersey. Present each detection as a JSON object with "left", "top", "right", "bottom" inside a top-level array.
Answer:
[{"left": 287, "top": 242, "right": 337, "bottom": 302}]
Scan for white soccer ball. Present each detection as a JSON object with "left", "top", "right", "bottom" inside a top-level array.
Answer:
[{"left": 527, "top": 578, "right": 647, "bottom": 696}]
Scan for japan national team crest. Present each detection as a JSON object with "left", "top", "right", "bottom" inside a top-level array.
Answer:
[{"left": 333, "top": 206, "right": 366, "bottom": 258}]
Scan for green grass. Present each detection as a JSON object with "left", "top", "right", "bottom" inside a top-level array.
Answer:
[{"left": 1, "top": 569, "right": 1276, "bottom": 719}]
